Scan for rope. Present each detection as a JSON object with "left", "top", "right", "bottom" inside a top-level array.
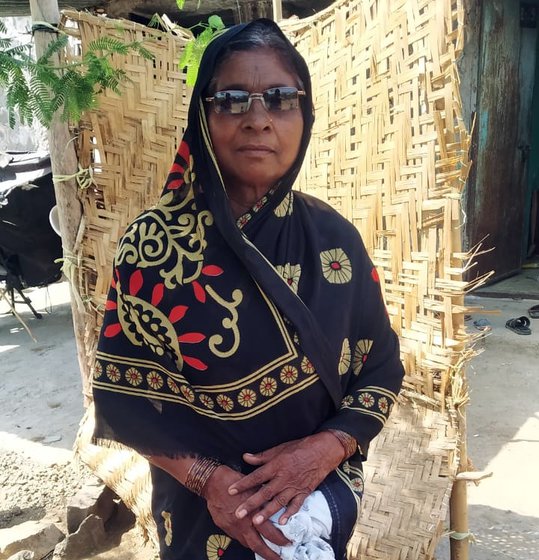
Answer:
[
  {"left": 31, "top": 22, "right": 59, "bottom": 35},
  {"left": 449, "top": 531, "right": 476, "bottom": 543},
  {"left": 53, "top": 164, "right": 97, "bottom": 190},
  {"left": 55, "top": 251, "right": 85, "bottom": 313}
]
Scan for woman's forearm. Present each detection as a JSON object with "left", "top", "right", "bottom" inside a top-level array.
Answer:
[{"left": 146, "top": 454, "right": 198, "bottom": 485}]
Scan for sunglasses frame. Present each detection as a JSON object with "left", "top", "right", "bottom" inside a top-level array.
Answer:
[{"left": 205, "top": 87, "right": 306, "bottom": 114}]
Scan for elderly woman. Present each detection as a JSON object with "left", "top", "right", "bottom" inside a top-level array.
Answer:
[{"left": 92, "top": 18, "right": 404, "bottom": 560}]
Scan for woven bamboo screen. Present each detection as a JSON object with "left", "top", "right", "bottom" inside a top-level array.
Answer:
[{"left": 64, "top": 0, "right": 473, "bottom": 558}]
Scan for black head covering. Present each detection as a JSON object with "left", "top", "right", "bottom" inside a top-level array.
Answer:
[{"left": 166, "top": 18, "right": 314, "bottom": 227}]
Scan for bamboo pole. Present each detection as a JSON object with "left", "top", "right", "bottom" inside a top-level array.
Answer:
[
  {"left": 272, "top": 0, "right": 283, "bottom": 21},
  {"left": 29, "top": 0, "right": 89, "bottom": 402},
  {"left": 449, "top": 416, "right": 470, "bottom": 560},
  {"left": 449, "top": 189, "right": 470, "bottom": 560}
]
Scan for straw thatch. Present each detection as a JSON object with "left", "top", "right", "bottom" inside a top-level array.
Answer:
[{"left": 65, "top": 0, "right": 473, "bottom": 557}]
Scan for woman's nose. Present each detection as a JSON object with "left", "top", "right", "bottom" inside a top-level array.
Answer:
[{"left": 242, "top": 99, "right": 272, "bottom": 130}]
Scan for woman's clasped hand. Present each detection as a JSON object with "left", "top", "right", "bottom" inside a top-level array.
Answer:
[
  {"left": 204, "top": 432, "right": 345, "bottom": 559},
  {"left": 203, "top": 465, "right": 289, "bottom": 560},
  {"left": 228, "top": 432, "right": 346, "bottom": 526}
]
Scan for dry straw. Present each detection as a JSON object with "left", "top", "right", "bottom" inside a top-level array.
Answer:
[{"left": 64, "top": 0, "right": 474, "bottom": 557}]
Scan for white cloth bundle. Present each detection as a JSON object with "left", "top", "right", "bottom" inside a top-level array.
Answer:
[{"left": 255, "top": 490, "right": 335, "bottom": 560}]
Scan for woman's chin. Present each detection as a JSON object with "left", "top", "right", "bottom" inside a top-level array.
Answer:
[{"left": 227, "top": 170, "right": 280, "bottom": 194}]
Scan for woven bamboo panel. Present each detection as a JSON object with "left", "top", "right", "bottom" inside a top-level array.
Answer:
[
  {"left": 353, "top": 403, "right": 458, "bottom": 559},
  {"left": 75, "top": 403, "right": 158, "bottom": 544},
  {"left": 60, "top": 10, "right": 192, "bottom": 398},
  {"left": 284, "top": 0, "right": 471, "bottom": 408},
  {"left": 62, "top": 1, "right": 472, "bottom": 558}
]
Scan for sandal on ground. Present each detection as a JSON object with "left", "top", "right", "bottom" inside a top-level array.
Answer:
[
  {"left": 529, "top": 305, "right": 539, "bottom": 319},
  {"left": 505, "top": 316, "right": 531, "bottom": 335}
]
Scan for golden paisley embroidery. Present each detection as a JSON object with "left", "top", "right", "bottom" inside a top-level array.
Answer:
[
  {"left": 275, "top": 263, "right": 302, "bottom": 293},
  {"left": 161, "top": 511, "right": 173, "bottom": 546},
  {"left": 320, "top": 248, "right": 352, "bottom": 284},
  {"left": 352, "top": 339, "right": 373, "bottom": 375},
  {"left": 339, "top": 338, "right": 351, "bottom": 376},
  {"left": 106, "top": 364, "right": 121, "bottom": 382},
  {"left": 238, "top": 388, "right": 257, "bottom": 408},
  {"left": 206, "top": 534, "right": 231, "bottom": 560},
  {"left": 206, "top": 286, "right": 243, "bottom": 358},
  {"left": 116, "top": 282, "right": 184, "bottom": 369},
  {"left": 280, "top": 365, "right": 298, "bottom": 384},
  {"left": 125, "top": 367, "right": 143, "bottom": 386},
  {"left": 93, "top": 361, "right": 103, "bottom": 379},
  {"left": 274, "top": 191, "right": 293, "bottom": 217},
  {"left": 116, "top": 187, "right": 214, "bottom": 290}
]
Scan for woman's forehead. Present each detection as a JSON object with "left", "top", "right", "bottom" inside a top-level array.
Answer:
[{"left": 211, "top": 48, "right": 300, "bottom": 90}]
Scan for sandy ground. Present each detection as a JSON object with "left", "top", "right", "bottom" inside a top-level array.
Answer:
[
  {"left": 1, "top": 281, "right": 538, "bottom": 559},
  {"left": 0, "top": 282, "right": 87, "bottom": 531},
  {"left": 0, "top": 282, "right": 156, "bottom": 559}
]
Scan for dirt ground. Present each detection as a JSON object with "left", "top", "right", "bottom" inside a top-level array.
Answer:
[
  {"left": 1, "top": 281, "right": 538, "bottom": 559},
  {"left": 0, "top": 282, "right": 156, "bottom": 559}
]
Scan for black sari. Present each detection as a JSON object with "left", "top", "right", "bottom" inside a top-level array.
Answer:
[{"left": 93, "top": 19, "right": 404, "bottom": 560}]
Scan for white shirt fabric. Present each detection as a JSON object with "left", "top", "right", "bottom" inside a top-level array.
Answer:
[{"left": 255, "top": 490, "right": 335, "bottom": 560}]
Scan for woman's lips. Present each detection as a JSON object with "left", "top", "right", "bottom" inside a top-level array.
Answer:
[{"left": 237, "top": 145, "right": 275, "bottom": 156}]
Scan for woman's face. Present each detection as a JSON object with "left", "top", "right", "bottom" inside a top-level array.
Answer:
[{"left": 207, "top": 48, "right": 304, "bottom": 197}]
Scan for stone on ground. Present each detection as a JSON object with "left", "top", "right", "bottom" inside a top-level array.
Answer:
[
  {"left": 52, "top": 514, "right": 106, "bottom": 560},
  {"left": 0, "top": 521, "right": 64, "bottom": 560},
  {"left": 66, "top": 477, "right": 115, "bottom": 534},
  {"left": 6, "top": 552, "right": 34, "bottom": 560}
]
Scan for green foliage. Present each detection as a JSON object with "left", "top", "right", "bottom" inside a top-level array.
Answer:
[
  {"left": 179, "top": 15, "right": 225, "bottom": 86},
  {"left": 0, "top": 26, "right": 154, "bottom": 128}
]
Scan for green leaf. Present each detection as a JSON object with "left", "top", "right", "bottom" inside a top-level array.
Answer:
[
  {"left": 176, "top": 0, "right": 186, "bottom": 9},
  {"left": 131, "top": 41, "right": 154, "bottom": 60},
  {"left": 0, "top": 22, "right": 154, "bottom": 127},
  {"left": 38, "top": 35, "right": 69, "bottom": 65},
  {"left": 89, "top": 36, "right": 129, "bottom": 55},
  {"left": 208, "top": 15, "right": 225, "bottom": 30},
  {"left": 178, "top": 14, "right": 224, "bottom": 86},
  {"left": 186, "top": 63, "right": 198, "bottom": 86},
  {"left": 8, "top": 108, "right": 16, "bottom": 128},
  {"left": 178, "top": 40, "right": 194, "bottom": 70}
]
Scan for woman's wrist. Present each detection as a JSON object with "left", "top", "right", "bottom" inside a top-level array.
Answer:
[
  {"left": 185, "top": 456, "right": 222, "bottom": 497},
  {"left": 324, "top": 429, "right": 357, "bottom": 461}
]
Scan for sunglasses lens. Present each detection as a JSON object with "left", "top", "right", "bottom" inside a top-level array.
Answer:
[
  {"left": 211, "top": 88, "right": 302, "bottom": 114},
  {"left": 263, "top": 87, "right": 300, "bottom": 111},
  {"left": 213, "top": 91, "right": 250, "bottom": 114}
]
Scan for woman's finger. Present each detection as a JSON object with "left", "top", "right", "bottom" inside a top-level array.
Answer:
[
  {"left": 244, "top": 526, "right": 282, "bottom": 560},
  {"left": 234, "top": 481, "right": 280, "bottom": 518},
  {"left": 278, "top": 492, "right": 309, "bottom": 525},
  {"left": 228, "top": 464, "right": 273, "bottom": 496},
  {"left": 243, "top": 440, "right": 296, "bottom": 466},
  {"left": 252, "top": 490, "right": 297, "bottom": 526},
  {"left": 242, "top": 452, "right": 266, "bottom": 465},
  {"left": 257, "top": 519, "right": 290, "bottom": 547}
]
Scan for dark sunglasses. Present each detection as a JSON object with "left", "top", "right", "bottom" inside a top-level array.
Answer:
[{"left": 205, "top": 87, "right": 305, "bottom": 114}]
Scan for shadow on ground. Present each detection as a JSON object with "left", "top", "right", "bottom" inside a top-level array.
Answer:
[{"left": 468, "top": 504, "right": 539, "bottom": 560}]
